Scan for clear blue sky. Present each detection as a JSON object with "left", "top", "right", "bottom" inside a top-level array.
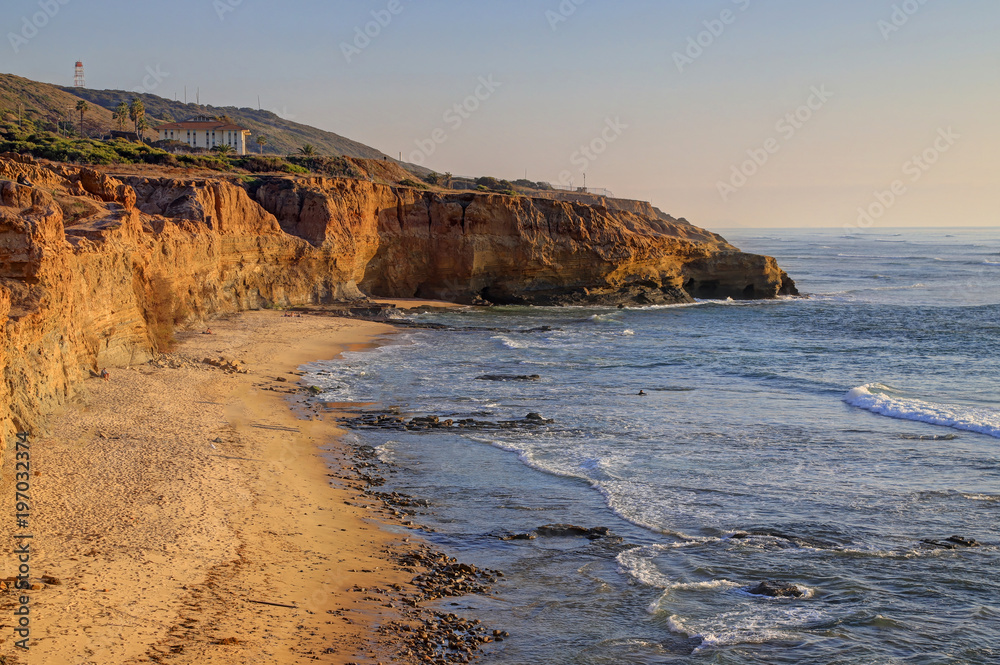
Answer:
[{"left": 3, "top": 0, "right": 998, "bottom": 229}]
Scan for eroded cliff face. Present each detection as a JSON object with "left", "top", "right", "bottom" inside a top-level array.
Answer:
[
  {"left": 250, "top": 179, "right": 795, "bottom": 306},
  {"left": 0, "top": 156, "right": 795, "bottom": 439}
]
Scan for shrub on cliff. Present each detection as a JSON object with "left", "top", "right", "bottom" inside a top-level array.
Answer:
[
  {"left": 234, "top": 155, "right": 286, "bottom": 173},
  {"left": 175, "top": 154, "right": 234, "bottom": 171},
  {"left": 513, "top": 178, "right": 552, "bottom": 191},
  {"left": 287, "top": 155, "right": 363, "bottom": 178},
  {"left": 475, "top": 176, "right": 516, "bottom": 192},
  {"left": 0, "top": 130, "right": 187, "bottom": 167}
]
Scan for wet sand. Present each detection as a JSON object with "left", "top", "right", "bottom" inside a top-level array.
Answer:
[{"left": 0, "top": 307, "right": 457, "bottom": 664}]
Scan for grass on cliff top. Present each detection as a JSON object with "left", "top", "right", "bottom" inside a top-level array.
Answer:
[
  {"left": 3, "top": 117, "right": 544, "bottom": 200},
  {"left": 0, "top": 121, "right": 445, "bottom": 186}
]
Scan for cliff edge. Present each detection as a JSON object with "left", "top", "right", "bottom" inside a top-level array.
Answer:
[{"left": 0, "top": 155, "right": 796, "bottom": 438}]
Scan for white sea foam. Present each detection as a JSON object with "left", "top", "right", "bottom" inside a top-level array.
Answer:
[
  {"left": 667, "top": 610, "right": 816, "bottom": 652},
  {"left": 844, "top": 383, "right": 1000, "bottom": 439},
  {"left": 963, "top": 492, "right": 1000, "bottom": 502},
  {"left": 375, "top": 441, "right": 398, "bottom": 464},
  {"left": 616, "top": 542, "right": 729, "bottom": 600},
  {"left": 493, "top": 334, "right": 528, "bottom": 350}
]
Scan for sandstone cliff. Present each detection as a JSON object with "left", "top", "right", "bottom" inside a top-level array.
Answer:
[{"left": 0, "top": 155, "right": 795, "bottom": 439}]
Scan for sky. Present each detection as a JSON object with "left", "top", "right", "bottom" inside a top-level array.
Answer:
[{"left": 2, "top": 0, "right": 998, "bottom": 230}]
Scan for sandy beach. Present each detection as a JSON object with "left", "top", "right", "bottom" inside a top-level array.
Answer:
[{"left": 0, "top": 307, "right": 454, "bottom": 664}]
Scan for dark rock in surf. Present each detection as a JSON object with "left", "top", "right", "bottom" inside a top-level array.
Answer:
[
  {"left": 497, "top": 524, "right": 615, "bottom": 541},
  {"left": 536, "top": 524, "right": 610, "bottom": 539},
  {"left": 728, "top": 530, "right": 837, "bottom": 549},
  {"left": 339, "top": 411, "right": 554, "bottom": 432},
  {"left": 496, "top": 531, "right": 537, "bottom": 541},
  {"left": 746, "top": 581, "right": 805, "bottom": 598},
  {"left": 476, "top": 374, "right": 541, "bottom": 382},
  {"left": 921, "top": 536, "right": 980, "bottom": 549}
]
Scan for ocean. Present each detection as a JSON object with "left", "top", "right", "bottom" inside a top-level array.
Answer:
[{"left": 305, "top": 227, "right": 999, "bottom": 664}]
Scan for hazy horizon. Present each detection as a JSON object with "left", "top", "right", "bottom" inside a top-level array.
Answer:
[{"left": 3, "top": 0, "right": 997, "bottom": 230}]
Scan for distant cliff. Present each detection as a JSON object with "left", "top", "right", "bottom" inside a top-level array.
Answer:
[{"left": 0, "top": 155, "right": 795, "bottom": 439}]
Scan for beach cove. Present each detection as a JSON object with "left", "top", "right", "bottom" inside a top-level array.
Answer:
[{"left": 0, "top": 306, "right": 482, "bottom": 664}]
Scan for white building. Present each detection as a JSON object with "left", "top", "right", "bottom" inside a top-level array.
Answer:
[{"left": 156, "top": 116, "right": 251, "bottom": 154}]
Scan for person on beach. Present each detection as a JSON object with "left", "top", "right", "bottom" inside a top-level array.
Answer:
[{"left": 100, "top": 368, "right": 110, "bottom": 381}]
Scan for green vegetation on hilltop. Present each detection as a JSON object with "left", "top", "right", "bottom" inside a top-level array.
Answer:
[{"left": 58, "top": 85, "right": 407, "bottom": 164}]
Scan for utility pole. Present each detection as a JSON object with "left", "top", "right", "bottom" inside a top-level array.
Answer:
[{"left": 184, "top": 86, "right": 187, "bottom": 103}]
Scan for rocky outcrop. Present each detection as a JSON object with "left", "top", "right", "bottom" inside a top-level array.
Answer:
[
  {"left": 745, "top": 581, "right": 805, "bottom": 598},
  {"left": 251, "top": 180, "right": 795, "bottom": 306},
  {"left": 0, "top": 157, "right": 796, "bottom": 439}
]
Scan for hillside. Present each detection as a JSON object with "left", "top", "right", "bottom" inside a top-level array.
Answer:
[
  {"left": 0, "top": 72, "right": 412, "bottom": 165},
  {"left": 58, "top": 84, "right": 399, "bottom": 161},
  {"left": 0, "top": 73, "right": 120, "bottom": 136}
]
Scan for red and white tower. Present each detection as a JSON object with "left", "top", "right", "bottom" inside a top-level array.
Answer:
[{"left": 74, "top": 61, "right": 85, "bottom": 88}]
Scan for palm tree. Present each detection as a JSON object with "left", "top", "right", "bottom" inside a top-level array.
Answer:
[
  {"left": 113, "top": 101, "right": 129, "bottom": 131},
  {"left": 255, "top": 134, "right": 268, "bottom": 154},
  {"left": 129, "top": 98, "right": 145, "bottom": 138},
  {"left": 212, "top": 143, "right": 235, "bottom": 157},
  {"left": 75, "top": 100, "right": 89, "bottom": 138},
  {"left": 298, "top": 144, "right": 316, "bottom": 156},
  {"left": 136, "top": 117, "right": 150, "bottom": 142}
]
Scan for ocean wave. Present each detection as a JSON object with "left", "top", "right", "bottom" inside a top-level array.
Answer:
[
  {"left": 667, "top": 611, "right": 815, "bottom": 652},
  {"left": 863, "top": 283, "right": 927, "bottom": 291},
  {"left": 963, "top": 492, "right": 1000, "bottom": 502},
  {"left": 628, "top": 297, "right": 793, "bottom": 311},
  {"left": 983, "top": 260, "right": 1000, "bottom": 266},
  {"left": 836, "top": 254, "right": 928, "bottom": 260},
  {"left": 616, "top": 542, "right": 725, "bottom": 593},
  {"left": 844, "top": 384, "right": 1000, "bottom": 439},
  {"left": 492, "top": 334, "right": 529, "bottom": 350}
]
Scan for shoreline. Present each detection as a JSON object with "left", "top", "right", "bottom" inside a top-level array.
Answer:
[{"left": 0, "top": 304, "right": 480, "bottom": 664}]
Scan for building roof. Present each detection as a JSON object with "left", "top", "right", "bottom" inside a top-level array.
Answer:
[{"left": 157, "top": 120, "right": 249, "bottom": 131}]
